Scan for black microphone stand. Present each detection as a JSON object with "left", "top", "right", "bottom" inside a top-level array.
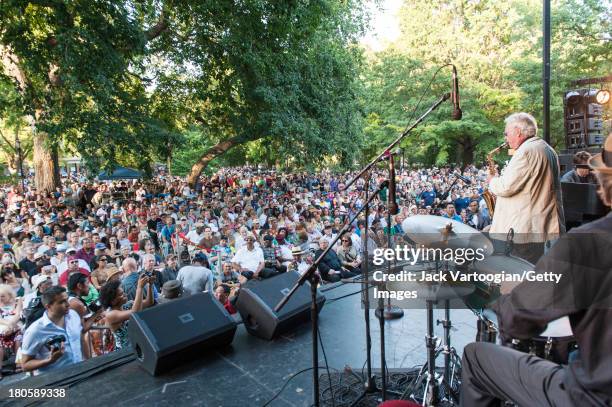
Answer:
[
  {"left": 274, "top": 181, "right": 389, "bottom": 407},
  {"left": 342, "top": 92, "right": 454, "bottom": 403}
]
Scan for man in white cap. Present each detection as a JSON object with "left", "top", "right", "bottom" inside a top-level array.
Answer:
[
  {"left": 461, "top": 133, "right": 612, "bottom": 406},
  {"left": 231, "top": 233, "right": 264, "bottom": 280}
]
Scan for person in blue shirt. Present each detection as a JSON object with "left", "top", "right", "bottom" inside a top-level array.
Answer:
[
  {"left": 160, "top": 216, "right": 176, "bottom": 257},
  {"left": 454, "top": 192, "right": 471, "bottom": 214},
  {"left": 21, "top": 286, "right": 85, "bottom": 374},
  {"left": 442, "top": 203, "right": 462, "bottom": 223},
  {"left": 420, "top": 185, "right": 437, "bottom": 207}
]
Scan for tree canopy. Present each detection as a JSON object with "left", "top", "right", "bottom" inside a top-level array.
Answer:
[
  {"left": 0, "top": 0, "right": 610, "bottom": 187},
  {"left": 361, "top": 0, "right": 611, "bottom": 167}
]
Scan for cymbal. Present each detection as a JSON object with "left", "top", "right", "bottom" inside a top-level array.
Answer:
[{"left": 401, "top": 215, "right": 494, "bottom": 256}]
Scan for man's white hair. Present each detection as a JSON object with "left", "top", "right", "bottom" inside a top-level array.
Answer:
[
  {"left": 141, "top": 253, "right": 156, "bottom": 263},
  {"left": 122, "top": 256, "right": 137, "bottom": 271},
  {"left": 505, "top": 112, "right": 538, "bottom": 138}
]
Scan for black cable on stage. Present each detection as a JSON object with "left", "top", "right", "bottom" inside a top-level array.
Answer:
[
  {"left": 326, "top": 287, "right": 368, "bottom": 304},
  {"left": 261, "top": 367, "right": 319, "bottom": 407},
  {"left": 318, "top": 329, "right": 336, "bottom": 407}
]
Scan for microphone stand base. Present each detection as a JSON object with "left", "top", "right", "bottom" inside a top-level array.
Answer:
[{"left": 375, "top": 305, "right": 405, "bottom": 320}]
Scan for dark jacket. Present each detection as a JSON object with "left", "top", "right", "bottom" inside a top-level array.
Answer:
[{"left": 314, "top": 248, "right": 343, "bottom": 276}]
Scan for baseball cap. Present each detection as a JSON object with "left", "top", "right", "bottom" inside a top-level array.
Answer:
[{"left": 32, "top": 274, "right": 52, "bottom": 291}]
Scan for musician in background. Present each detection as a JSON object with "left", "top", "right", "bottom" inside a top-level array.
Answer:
[
  {"left": 487, "top": 112, "right": 564, "bottom": 263},
  {"left": 561, "top": 151, "right": 598, "bottom": 184},
  {"left": 461, "top": 134, "right": 612, "bottom": 406}
]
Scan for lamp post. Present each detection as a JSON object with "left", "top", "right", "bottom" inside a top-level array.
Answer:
[{"left": 15, "top": 135, "right": 25, "bottom": 192}]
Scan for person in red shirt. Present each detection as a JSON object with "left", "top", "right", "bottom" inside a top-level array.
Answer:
[
  {"left": 59, "top": 255, "right": 90, "bottom": 286},
  {"left": 214, "top": 284, "right": 237, "bottom": 315},
  {"left": 75, "top": 237, "right": 95, "bottom": 265}
]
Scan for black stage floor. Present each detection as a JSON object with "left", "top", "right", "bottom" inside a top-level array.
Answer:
[{"left": 0, "top": 283, "right": 477, "bottom": 406}]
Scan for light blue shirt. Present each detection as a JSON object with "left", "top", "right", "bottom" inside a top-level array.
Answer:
[{"left": 21, "top": 309, "right": 83, "bottom": 374}]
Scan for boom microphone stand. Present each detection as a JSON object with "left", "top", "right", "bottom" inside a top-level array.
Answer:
[
  {"left": 275, "top": 181, "right": 390, "bottom": 407},
  {"left": 343, "top": 92, "right": 453, "bottom": 402}
]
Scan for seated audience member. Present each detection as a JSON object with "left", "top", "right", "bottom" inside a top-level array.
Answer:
[
  {"left": 335, "top": 234, "right": 361, "bottom": 273},
  {"left": 22, "top": 276, "right": 54, "bottom": 330},
  {"left": 314, "top": 239, "right": 359, "bottom": 283},
  {"left": 231, "top": 234, "right": 265, "bottom": 279},
  {"left": 219, "top": 262, "right": 243, "bottom": 285},
  {"left": 58, "top": 255, "right": 90, "bottom": 287},
  {"left": 1, "top": 267, "right": 26, "bottom": 298},
  {"left": 214, "top": 284, "right": 237, "bottom": 315},
  {"left": 0, "top": 284, "right": 23, "bottom": 378},
  {"left": 160, "top": 254, "right": 179, "bottom": 285},
  {"left": 99, "top": 274, "right": 154, "bottom": 351},
  {"left": 260, "top": 235, "right": 287, "bottom": 278},
  {"left": 442, "top": 203, "right": 462, "bottom": 222},
  {"left": 288, "top": 246, "right": 312, "bottom": 276}
]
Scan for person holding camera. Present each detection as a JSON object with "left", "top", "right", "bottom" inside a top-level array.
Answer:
[
  {"left": 20, "top": 286, "right": 84, "bottom": 375},
  {"left": 99, "top": 273, "right": 154, "bottom": 351}
]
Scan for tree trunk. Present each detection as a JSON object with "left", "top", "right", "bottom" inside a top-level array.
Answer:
[
  {"left": 186, "top": 135, "right": 248, "bottom": 187},
  {"left": 33, "top": 131, "right": 60, "bottom": 193},
  {"left": 460, "top": 137, "right": 475, "bottom": 166}
]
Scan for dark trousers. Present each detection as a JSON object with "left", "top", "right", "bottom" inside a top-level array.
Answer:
[
  {"left": 461, "top": 342, "right": 573, "bottom": 406},
  {"left": 322, "top": 268, "right": 359, "bottom": 283},
  {"left": 261, "top": 264, "right": 287, "bottom": 279}
]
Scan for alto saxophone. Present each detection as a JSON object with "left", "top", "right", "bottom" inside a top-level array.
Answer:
[{"left": 482, "top": 142, "right": 508, "bottom": 219}]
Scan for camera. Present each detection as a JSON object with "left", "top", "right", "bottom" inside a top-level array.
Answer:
[
  {"left": 88, "top": 300, "right": 103, "bottom": 313},
  {"left": 45, "top": 334, "right": 66, "bottom": 352},
  {"left": 143, "top": 271, "right": 153, "bottom": 278}
]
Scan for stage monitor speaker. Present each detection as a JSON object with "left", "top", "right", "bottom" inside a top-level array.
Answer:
[
  {"left": 236, "top": 271, "right": 326, "bottom": 340},
  {"left": 128, "top": 292, "right": 237, "bottom": 375}
]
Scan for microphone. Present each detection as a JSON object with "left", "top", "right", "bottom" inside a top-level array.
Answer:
[
  {"left": 454, "top": 173, "right": 472, "bottom": 185},
  {"left": 451, "top": 65, "right": 462, "bottom": 120},
  {"left": 388, "top": 152, "right": 399, "bottom": 215}
]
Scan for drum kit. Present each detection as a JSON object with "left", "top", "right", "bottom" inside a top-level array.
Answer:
[{"left": 386, "top": 215, "right": 577, "bottom": 406}]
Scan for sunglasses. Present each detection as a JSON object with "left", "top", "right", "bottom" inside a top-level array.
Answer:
[{"left": 69, "top": 260, "right": 79, "bottom": 264}]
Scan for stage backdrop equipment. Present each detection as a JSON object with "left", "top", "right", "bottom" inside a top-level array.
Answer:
[
  {"left": 128, "top": 292, "right": 237, "bottom": 375},
  {"left": 236, "top": 271, "right": 326, "bottom": 340}
]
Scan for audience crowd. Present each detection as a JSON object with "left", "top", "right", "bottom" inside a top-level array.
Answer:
[{"left": 0, "top": 164, "right": 493, "bottom": 379}]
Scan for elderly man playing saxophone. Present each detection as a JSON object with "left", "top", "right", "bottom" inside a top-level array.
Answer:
[{"left": 486, "top": 112, "right": 565, "bottom": 264}]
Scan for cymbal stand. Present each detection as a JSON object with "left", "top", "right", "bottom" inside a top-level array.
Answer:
[
  {"left": 401, "top": 262, "right": 461, "bottom": 406},
  {"left": 437, "top": 299, "right": 461, "bottom": 404}
]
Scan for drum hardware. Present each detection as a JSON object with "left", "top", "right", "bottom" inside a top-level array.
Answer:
[
  {"left": 393, "top": 262, "right": 472, "bottom": 406},
  {"left": 504, "top": 228, "right": 515, "bottom": 256}
]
